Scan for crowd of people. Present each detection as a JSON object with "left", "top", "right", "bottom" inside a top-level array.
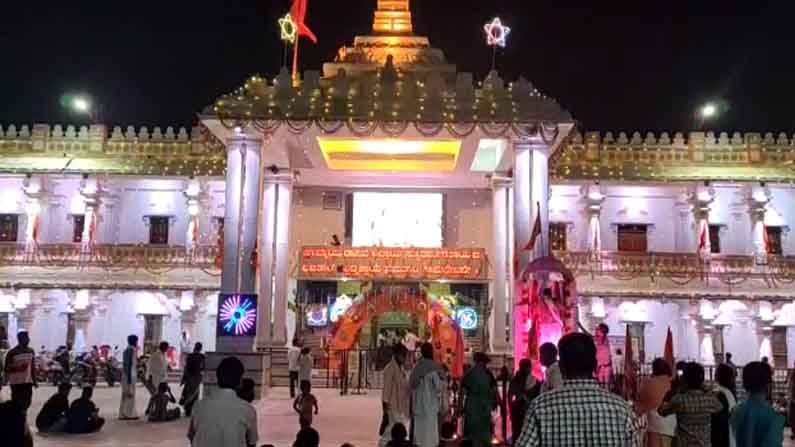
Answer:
[{"left": 1, "top": 325, "right": 793, "bottom": 447}]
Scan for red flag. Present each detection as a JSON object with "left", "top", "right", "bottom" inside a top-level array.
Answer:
[
  {"left": 623, "top": 325, "right": 638, "bottom": 401},
  {"left": 663, "top": 327, "right": 675, "bottom": 370},
  {"left": 250, "top": 240, "right": 259, "bottom": 272},
  {"left": 698, "top": 220, "right": 708, "bottom": 254},
  {"left": 191, "top": 216, "right": 199, "bottom": 244},
  {"left": 290, "top": 0, "right": 318, "bottom": 43},
  {"left": 524, "top": 202, "right": 542, "bottom": 251},
  {"left": 763, "top": 225, "right": 771, "bottom": 254}
]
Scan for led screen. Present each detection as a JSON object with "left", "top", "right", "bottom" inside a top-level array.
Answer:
[
  {"left": 352, "top": 192, "right": 443, "bottom": 247},
  {"left": 217, "top": 294, "right": 258, "bottom": 337}
]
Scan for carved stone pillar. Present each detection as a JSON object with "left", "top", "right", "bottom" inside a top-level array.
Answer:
[
  {"left": 748, "top": 184, "right": 771, "bottom": 263},
  {"left": 184, "top": 179, "right": 208, "bottom": 252},
  {"left": 490, "top": 176, "right": 512, "bottom": 353},
  {"left": 691, "top": 183, "right": 715, "bottom": 259},
  {"left": 80, "top": 177, "right": 105, "bottom": 250},
  {"left": 583, "top": 183, "right": 604, "bottom": 258},
  {"left": 22, "top": 175, "right": 48, "bottom": 248},
  {"left": 513, "top": 141, "right": 550, "bottom": 265}
]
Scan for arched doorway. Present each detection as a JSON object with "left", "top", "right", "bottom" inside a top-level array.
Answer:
[{"left": 328, "top": 287, "right": 464, "bottom": 378}]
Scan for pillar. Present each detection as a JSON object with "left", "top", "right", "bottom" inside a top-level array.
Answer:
[
  {"left": 79, "top": 177, "right": 103, "bottom": 250},
  {"left": 583, "top": 183, "right": 604, "bottom": 258},
  {"left": 513, "top": 142, "right": 550, "bottom": 269},
  {"left": 22, "top": 175, "right": 46, "bottom": 250},
  {"left": 491, "top": 176, "right": 512, "bottom": 353},
  {"left": 692, "top": 183, "right": 715, "bottom": 259},
  {"left": 748, "top": 184, "right": 771, "bottom": 263},
  {"left": 218, "top": 136, "right": 263, "bottom": 353},
  {"left": 257, "top": 171, "right": 293, "bottom": 348},
  {"left": 184, "top": 180, "right": 203, "bottom": 252}
]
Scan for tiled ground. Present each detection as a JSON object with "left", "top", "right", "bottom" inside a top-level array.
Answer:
[
  {"left": 17, "top": 385, "right": 381, "bottom": 447},
  {"left": 9, "top": 385, "right": 794, "bottom": 446}
]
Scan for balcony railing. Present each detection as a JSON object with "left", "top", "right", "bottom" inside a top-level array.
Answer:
[
  {"left": 0, "top": 243, "right": 221, "bottom": 273},
  {"left": 555, "top": 251, "right": 795, "bottom": 285}
]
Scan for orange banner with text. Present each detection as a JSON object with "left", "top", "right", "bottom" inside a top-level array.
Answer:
[{"left": 299, "top": 246, "right": 488, "bottom": 280}]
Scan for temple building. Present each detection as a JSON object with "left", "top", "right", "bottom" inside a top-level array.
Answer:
[{"left": 1, "top": 0, "right": 795, "bottom": 385}]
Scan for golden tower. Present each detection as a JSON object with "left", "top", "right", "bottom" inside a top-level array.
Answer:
[{"left": 373, "top": 0, "right": 413, "bottom": 34}]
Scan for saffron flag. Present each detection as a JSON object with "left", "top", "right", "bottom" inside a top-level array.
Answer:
[
  {"left": 623, "top": 325, "right": 638, "bottom": 401},
  {"left": 697, "top": 219, "right": 708, "bottom": 255},
  {"left": 290, "top": 0, "right": 318, "bottom": 43},
  {"left": 663, "top": 327, "right": 675, "bottom": 370},
  {"left": 763, "top": 224, "right": 771, "bottom": 254},
  {"left": 524, "top": 202, "right": 542, "bottom": 251}
]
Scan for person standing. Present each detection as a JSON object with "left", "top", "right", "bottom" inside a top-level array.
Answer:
[
  {"left": 119, "top": 334, "right": 139, "bottom": 420},
  {"left": 516, "top": 333, "right": 643, "bottom": 447},
  {"left": 539, "top": 343, "right": 562, "bottom": 392},
  {"left": 180, "top": 331, "right": 191, "bottom": 370},
  {"left": 288, "top": 340, "right": 302, "bottom": 398},
  {"left": 638, "top": 358, "right": 677, "bottom": 447},
  {"left": 594, "top": 323, "right": 613, "bottom": 387},
  {"left": 731, "top": 361, "right": 784, "bottom": 447},
  {"left": 410, "top": 343, "right": 443, "bottom": 447},
  {"left": 293, "top": 380, "right": 319, "bottom": 427},
  {"left": 180, "top": 342, "right": 205, "bottom": 416},
  {"left": 188, "top": 356, "right": 258, "bottom": 447},
  {"left": 508, "top": 359, "right": 540, "bottom": 445},
  {"left": 613, "top": 348, "right": 625, "bottom": 395},
  {"left": 712, "top": 364, "right": 737, "bottom": 447},
  {"left": 147, "top": 341, "right": 169, "bottom": 394},
  {"left": 298, "top": 347, "right": 313, "bottom": 388},
  {"left": 659, "top": 362, "right": 723, "bottom": 447},
  {"left": 461, "top": 352, "right": 499, "bottom": 447},
  {"left": 4, "top": 330, "right": 38, "bottom": 412},
  {"left": 381, "top": 345, "right": 410, "bottom": 445}
]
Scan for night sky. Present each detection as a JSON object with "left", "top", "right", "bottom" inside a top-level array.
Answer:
[{"left": 1, "top": 1, "right": 793, "bottom": 133}]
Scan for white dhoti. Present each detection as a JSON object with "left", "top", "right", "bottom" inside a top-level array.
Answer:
[
  {"left": 413, "top": 413, "right": 439, "bottom": 447},
  {"left": 119, "top": 375, "right": 137, "bottom": 419},
  {"left": 380, "top": 408, "right": 409, "bottom": 447}
]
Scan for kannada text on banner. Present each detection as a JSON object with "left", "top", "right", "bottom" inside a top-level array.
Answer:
[{"left": 299, "top": 246, "right": 488, "bottom": 280}]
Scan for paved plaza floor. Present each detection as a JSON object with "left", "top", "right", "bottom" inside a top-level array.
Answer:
[
  {"left": 11, "top": 385, "right": 795, "bottom": 446},
  {"left": 19, "top": 385, "right": 382, "bottom": 447}
]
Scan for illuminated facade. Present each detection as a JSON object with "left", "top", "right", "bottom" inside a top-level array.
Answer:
[{"left": 2, "top": 1, "right": 795, "bottom": 387}]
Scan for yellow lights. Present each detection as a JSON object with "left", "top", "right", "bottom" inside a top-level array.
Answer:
[
  {"left": 373, "top": 0, "right": 413, "bottom": 34},
  {"left": 278, "top": 13, "right": 297, "bottom": 44},
  {"left": 317, "top": 137, "right": 462, "bottom": 172}
]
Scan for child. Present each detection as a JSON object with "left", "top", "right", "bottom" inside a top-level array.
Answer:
[
  {"left": 146, "top": 382, "right": 181, "bottom": 422},
  {"left": 293, "top": 380, "right": 319, "bottom": 426}
]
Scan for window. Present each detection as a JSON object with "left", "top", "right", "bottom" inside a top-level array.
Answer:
[
  {"left": 766, "top": 226, "right": 783, "bottom": 255},
  {"left": 617, "top": 224, "right": 648, "bottom": 252},
  {"left": 0, "top": 214, "right": 18, "bottom": 242},
  {"left": 66, "top": 314, "right": 76, "bottom": 347},
  {"left": 550, "top": 223, "right": 568, "bottom": 251},
  {"left": 709, "top": 224, "right": 721, "bottom": 254},
  {"left": 72, "top": 215, "right": 85, "bottom": 243},
  {"left": 149, "top": 217, "right": 170, "bottom": 245},
  {"left": 143, "top": 315, "right": 164, "bottom": 355},
  {"left": 772, "top": 327, "right": 788, "bottom": 368}
]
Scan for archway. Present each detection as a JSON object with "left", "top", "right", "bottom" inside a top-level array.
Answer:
[{"left": 328, "top": 288, "right": 465, "bottom": 378}]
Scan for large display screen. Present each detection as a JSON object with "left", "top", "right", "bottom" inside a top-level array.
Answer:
[
  {"left": 217, "top": 294, "right": 258, "bottom": 337},
  {"left": 352, "top": 192, "right": 443, "bottom": 247}
]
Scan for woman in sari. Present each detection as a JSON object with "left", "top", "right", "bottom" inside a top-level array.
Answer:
[
  {"left": 179, "top": 342, "right": 205, "bottom": 417},
  {"left": 461, "top": 352, "right": 500, "bottom": 447}
]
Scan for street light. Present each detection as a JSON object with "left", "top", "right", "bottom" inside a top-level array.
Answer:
[{"left": 700, "top": 103, "right": 717, "bottom": 119}]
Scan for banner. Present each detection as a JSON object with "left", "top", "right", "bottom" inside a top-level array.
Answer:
[{"left": 299, "top": 246, "right": 488, "bottom": 280}]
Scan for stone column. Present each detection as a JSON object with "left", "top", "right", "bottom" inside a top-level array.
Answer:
[
  {"left": 583, "top": 183, "right": 605, "bottom": 258},
  {"left": 22, "top": 175, "right": 47, "bottom": 250},
  {"left": 258, "top": 171, "right": 293, "bottom": 348},
  {"left": 490, "top": 176, "right": 512, "bottom": 353},
  {"left": 79, "top": 177, "right": 104, "bottom": 250},
  {"left": 692, "top": 183, "right": 715, "bottom": 259},
  {"left": 513, "top": 142, "right": 550, "bottom": 269},
  {"left": 218, "top": 136, "right": 263, "bottom": 353},
  {"left": 748, "top": 184, "right": 771, "bottom": 263},
  {"left": 184, "top": 179, "right": 208, "bottom": 252}
]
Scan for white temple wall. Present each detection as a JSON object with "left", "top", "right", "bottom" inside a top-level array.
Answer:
[
  {"left": 194, "top": 293, "right": 218, "bottom": 353},
  {"left": 548, "top": 184, "right": 586, "bottom": 251},
  {"left": 47, "top": 177, "right": 85, "bottom": 244},
  {"left": 0, "top": 176, "right": 25, "bottom": 241},
  {"left": 599, "top": 186, "right": 679, "bottom": 252},
  {"left": 768, "top": 185, "right": 795, "bottom": 255},
  {"left": 117, "top": 179, "right": 189, "bottom": 245}
]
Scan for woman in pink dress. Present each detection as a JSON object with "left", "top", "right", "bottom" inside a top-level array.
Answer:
[{"left": 594, "top": 323, "right": 613, "bottom": 386}]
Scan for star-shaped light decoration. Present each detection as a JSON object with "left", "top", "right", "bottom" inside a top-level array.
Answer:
[
  {"left": 278, "top": 13, "right": 297, "bottom": 44},
  {"left": 484, "top": 17, "right": 511, "bottom": 48}
]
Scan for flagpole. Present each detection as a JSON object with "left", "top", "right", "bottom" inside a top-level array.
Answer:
[{"left": 292, "top": 37, "right": 300, "bottom": 86}]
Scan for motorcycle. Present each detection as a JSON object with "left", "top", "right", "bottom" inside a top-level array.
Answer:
[
  {"left": 69, "top": 353, "right": 98, "bottom": 388},
  {"left": 101, "top": 356, "right": 122, "bottom": 387}
]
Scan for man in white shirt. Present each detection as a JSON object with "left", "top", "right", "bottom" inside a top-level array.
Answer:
[
  {"left": 288, "top": 340, "right": 302, "bottom": 398},
  {"left": 298, "top": 347, "right": 313, "bottom": 386},
  {"left": 410, "top": 343, "right": 443, "bottom": 447},
  {"left": 380, "top": 345, "right": 409, "bottom": 446},
  {"left": 188, "top": 356, "right": 258, "bottom": 447},
  {"left": 147, "top": 341, "right": 169, "bottom": 393},
  {"left": 540, "top": 342, "right": 563, "bottom": 392}
]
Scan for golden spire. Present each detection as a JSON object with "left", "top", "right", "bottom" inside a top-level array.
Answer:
[{"left": 373, "top": 0, "right": 413, "bottom": 34}]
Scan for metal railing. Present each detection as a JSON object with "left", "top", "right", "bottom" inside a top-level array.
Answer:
[
  {"left": 0, "top": 243, "right": 220, "bottom": 271},
  {"left": 556, "top": 250, "right": 795, "bottom": 283}
]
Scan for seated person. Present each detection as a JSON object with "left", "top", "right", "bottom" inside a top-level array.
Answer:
[
  {"left": 36, "top": 383, "right": 72, "bottom": 433},
  {"left": 293, "top": 420, "right": 320, "bottom": 447},
  {"left": 146, "top": 382, "right": 181, "bottom": 422},
  {"left": 387, "top": 423, "right": 412, "bottom": 447},
  {"left": 68, "top": 387, "right": 105, "bottom": 434},
  {"left": 237, "top": 378, "right": 256, "bottom": 403}
]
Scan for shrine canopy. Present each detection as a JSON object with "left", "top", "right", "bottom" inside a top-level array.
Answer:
[{"left": 202, "top": 0, "right": 574, "bottom": 173}]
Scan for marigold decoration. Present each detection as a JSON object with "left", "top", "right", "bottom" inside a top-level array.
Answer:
[
  {"left": 278, "top": 13, "right": 297, "bottom": 44},
  {"left": 484, "top": 17, "right": 511, "bottom": 48}
]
